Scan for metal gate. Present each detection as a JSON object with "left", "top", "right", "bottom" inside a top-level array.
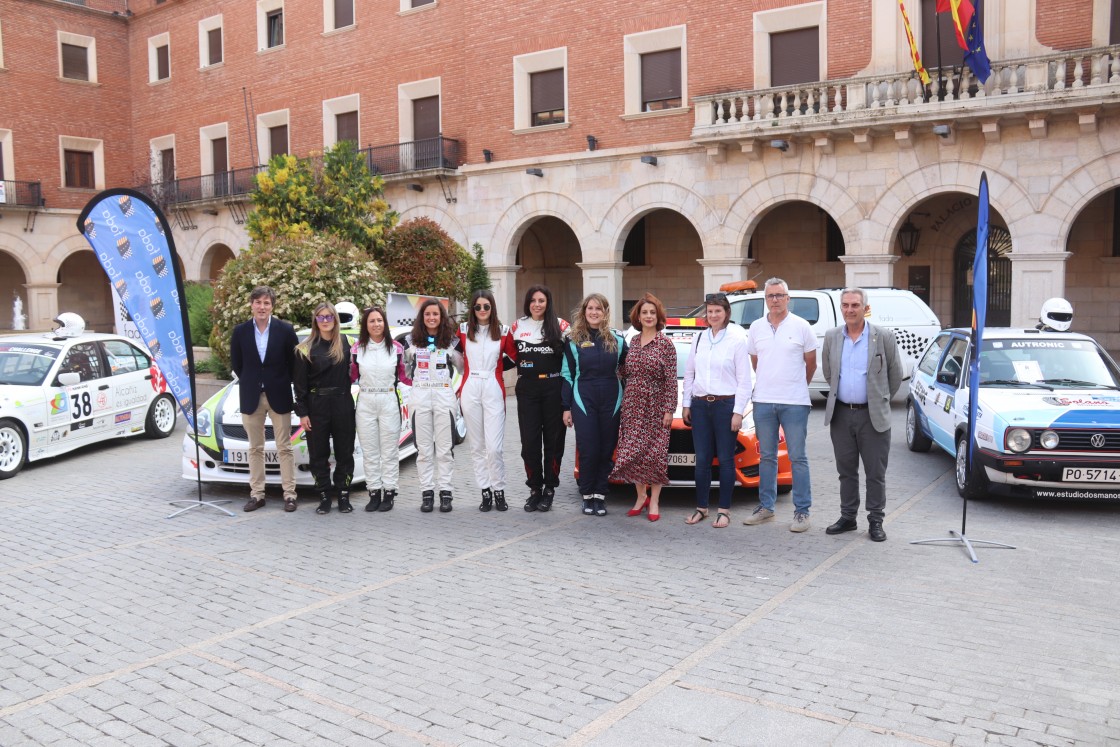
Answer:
[{"left": 953, "top": 226, "right": 1013, "bottom": 327}]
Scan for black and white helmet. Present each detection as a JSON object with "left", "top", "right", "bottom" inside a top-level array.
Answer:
[{"left": 1039, "top": 298, "right": 1073, "bottom": 332}]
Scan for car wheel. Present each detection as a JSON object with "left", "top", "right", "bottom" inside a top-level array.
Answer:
[
  {"left": 777, "top": 484, "right": 793, "bottom": 495},
  {"left": 144, "top": 394, "right": 177, "bottom": 439},
  {"left": 905, "top": 400, "right": 933, "bottom": 453},
  {"left": 0, "top": 419, "right": 28, "bottom": 479},
  {"left": 954, "top": 436, "right": 988, "bottom": 499},
  {"left": 451, "top": 411, "right": 467, "bottom": 446}
]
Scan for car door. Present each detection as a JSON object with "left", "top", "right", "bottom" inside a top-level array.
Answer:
[
  {"left": 100, "top": 339, "right": 156, "bottom": 436},
  {"left": 927, "top": 334, "right": 969, "bottom": 453},
  {"left": 54, "top": 342, "right": 111, "bottom": 444}
]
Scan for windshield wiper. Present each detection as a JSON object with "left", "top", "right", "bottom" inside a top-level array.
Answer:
[
  {"left": 1036, "top": 378, "right": 1120, "bottom": 390},
  {"left": 979, "top": 379, "right": 1053, "bottom": 389}
]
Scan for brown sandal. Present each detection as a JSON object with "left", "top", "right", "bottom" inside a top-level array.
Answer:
[
  {"left": 712, "top": 511, "right": 730, "bottom": 528},
  {"left": 685, "top": 508, "right": 709, "bottom": 525}
]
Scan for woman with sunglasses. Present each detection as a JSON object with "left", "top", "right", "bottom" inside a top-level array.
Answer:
[
  {"left": 457, "top": 290, "right": 514, "bottom": 512},
  {"left": 351, "top": 306, "right": 409, "bottom": 513},
  {"left": 504, "top": 285, "right": 570, "bottom": 512},
  {"left": 403, "top": 299, "right": 463, "bottom": 513},
  {"left": 682, "top": 292, "right": 752, "bottom": 528},
  {"left": 561, "top": 293, "right": 627, "bottom": 517},
  {"left": 294, "top": 302, "right": 358, "bottom": 514}
]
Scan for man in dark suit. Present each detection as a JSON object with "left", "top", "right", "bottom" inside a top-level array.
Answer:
[
  {"left": 821, "top": 288, "right": 903, "bottom": 541},
  {"left": 230, "top": 286, "right": 299, "bottom": 512}
]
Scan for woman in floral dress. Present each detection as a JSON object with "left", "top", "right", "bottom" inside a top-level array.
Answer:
[{"left": 611, "top": 293, "right": 677, "bottom": 522}]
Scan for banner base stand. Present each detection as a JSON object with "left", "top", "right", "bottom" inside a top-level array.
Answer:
[
  {"left": 911, "top": 530, "right": 1015, "bottom": 564},
  {"left": 166, "top": 499, "right": 235, "bottom": 519}
]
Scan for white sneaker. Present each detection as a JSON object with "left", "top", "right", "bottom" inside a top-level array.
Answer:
[
  {"left": 743, "top": 506, "right": 775, "bottom": 525},
  {"left": 790, "top": 512, "right": 811, "bottom": 532}
]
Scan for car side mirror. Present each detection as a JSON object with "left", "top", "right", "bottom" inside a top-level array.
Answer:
[
  {"left": 936, "top": 371, "right": 959, "bottom": 387},
  {"left": 58, "top": 372, "right": 81, "bottom": 387}
]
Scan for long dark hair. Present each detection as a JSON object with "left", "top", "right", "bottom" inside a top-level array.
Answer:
[
  {"left": 358, "top": 306, "right": 393, "bottom": 354},
  {"left": 409, "top": 299, "right": 456, "bottom": 349},
  {"left": 467, "top": 289, "right": 502, "bottom": 342},
  {"left": 522, "top": 284, "right": 563, "bottom": 345}
]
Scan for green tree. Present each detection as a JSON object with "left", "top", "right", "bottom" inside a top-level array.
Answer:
[
  {"left": 467, "top": 243, "right": 492, "bottom": 294},
  {"left": 208, "top": 234, "right": 390, "bottom": 374},
  {"left": 247, "top": 141, "right": 397, "bottom": 250},
  {"left": 377, "top": 218, "right": 472, "bottom": 303}
]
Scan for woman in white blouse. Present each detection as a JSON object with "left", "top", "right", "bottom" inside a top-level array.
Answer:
[{"left": 681, "top": 292, "right": 753, "bottom": 528}]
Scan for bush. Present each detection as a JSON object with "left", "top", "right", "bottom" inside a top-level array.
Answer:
[
  {"left": 208, "top": 234, "right": 390, "bottom": 372},
  {"left": 377, "top": 218, "right": 472, "bottom": 303},
  {"left": 184, "top": 282, "right": 214, "bottom": 348}
]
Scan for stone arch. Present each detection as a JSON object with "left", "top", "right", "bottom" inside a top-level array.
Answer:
[
  {"left": 190, "top": 225, "right": 245, "bottom": 280},
  {"left": 201, "top": 243, "right": 236, "bottom": 283},
  {"left": 490, "top": 191, "right": 595, "bottom": 266},
  {"left": 0, "top": 248, "right": 30, "bottom": 329},
  {"left": 0, "top": 232, "right": 36, "bottom": 281},
  {"left": 599, "top": 182, "right": 720, "bottom": 261},
  {"left": 1043, "top": 151, "right": 1120, "bottom": 250},
  {"left": 397, "top": 205, "right": 470, "bottom": 250}
]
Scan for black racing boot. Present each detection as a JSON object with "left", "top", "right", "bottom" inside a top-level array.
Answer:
[
  {"left": 365, "top": 488, "right": 383, "bottom": 512},
  {"left": 539, "top": 486, "right": 555, "bottom": 512},
  {"left": 421, "top": 490, "right": 435, "bottom": 513},
  {"left": 315, "top": 490, "right": 332, "bottom": 515},
  {"left": 337, "top": 490, "right": 354, "bottom": 513},
  {"left": 479, "top": 488, "right": 493, "bottom": 512},
  {"left": 524, "top": 488, "right": 542, "bottom": 512},
  {"left": 439, "top": 490, "right": 453, "bottom": 513},
  {"left": 378, "top": 489, "right": 396, "bottom": 512},
  {"left": 494, "top": 490, "right": 508, "bottom": 512}
]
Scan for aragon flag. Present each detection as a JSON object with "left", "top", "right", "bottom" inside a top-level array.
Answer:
[{"left": 76, "top": 189, "right": 196, "bottom": 430}]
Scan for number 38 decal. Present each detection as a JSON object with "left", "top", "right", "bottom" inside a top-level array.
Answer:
[{"left": 70, "top": 391, "right": 93, "bottom": 419}]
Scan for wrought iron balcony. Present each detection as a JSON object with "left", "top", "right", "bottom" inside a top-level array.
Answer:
[
  {"left": 0, "top": 180, "right": 44, "bottom": 208},
  {"left": 361, "top": 136, "right": 460, "bottom": 177},
  {"left": 692, "top": 45, "right": 1120, "bottom": 144},
  {"left": 137, "top": 165, "right": 265, "bottom": 208}
]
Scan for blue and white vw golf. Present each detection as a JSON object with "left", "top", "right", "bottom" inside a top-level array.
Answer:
[{"left": 906, "top": 322, "right": 1120, "bottom": 500}]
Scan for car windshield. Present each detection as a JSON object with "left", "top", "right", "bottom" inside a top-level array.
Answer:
[
  {"left": 979, "top": 338, "right": 1120, "bottom": 388},
  {"left": 0, "top": 344, "right": 61, "bottom": 386},
  {"left": 685, "top": 297, "right": 819, "bottom": 326}
]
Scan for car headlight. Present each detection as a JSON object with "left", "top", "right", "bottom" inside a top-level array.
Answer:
[
  {"left": 1006, "top": 428, "right": 1032, "bottom": 453},
  {"left": 1039, "top": 430, "right": 1059, "bottom": 450},
  {"left": 194, "top": 408, "right": 212, "bottom": 438}
]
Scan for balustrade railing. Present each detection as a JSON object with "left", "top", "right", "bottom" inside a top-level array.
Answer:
[
  {"left": 0, "top": 180, "right": 44, "bottom": 208},
  {"left": 361, "top": 137, "right": 460, "bottom": 176}
]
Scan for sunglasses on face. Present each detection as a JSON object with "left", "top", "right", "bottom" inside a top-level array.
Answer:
[
  {"left": 315, "top": 314, "right": 335, "bottom": 323},
  {"left": 474, "top": 303, "right": 491, "bottom": 312}
]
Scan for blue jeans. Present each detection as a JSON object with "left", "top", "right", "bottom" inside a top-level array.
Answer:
[
  {"left": 691, "top": 396, "right": 736, "bottom": 510},
  {"left": 754, "top": 402, "right": 811, "bottom": 514}
]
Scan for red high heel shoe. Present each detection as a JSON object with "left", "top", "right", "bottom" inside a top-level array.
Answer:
[
  {"left": 648, "top": 510, "right": 660, "bottom": 522},
  {"left": 627, "top": 496, "right": 651, "bottom": 517}
]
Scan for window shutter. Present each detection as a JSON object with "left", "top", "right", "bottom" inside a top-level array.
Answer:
[
  {"left": 334, "top": 0, "right": 354, "bottom": 28},
  {"left": 919, "top": 0, "right": 965, "bottom": 69},
  {"left": 769, "top": 26, "right": 820, "bottom": 87},
  {"left": 208, "top": 28, "right": 223, "bottom": 65},
  {"left": 1111, "top": 0, "right": 1120, "bottom": 44},
  {"left": 336, "top": 111, "right": 359, "bottom": 144},
  {"left": 65, "top": 150, "right": 94, "bottom": 189},
  {"left": 269, "top": 125, "right": 288, "bottom": 158},
  {"left": 156, "top": 45, "right": 169, "bottom": 80},
  {"left": 160, "top": 148, "right": 175, "bottom": 182},
  {"left": 61, "top": 43, "right": 89, "bottom": 81},
  {"left": 640, "top": 48, "right": 681, "bottom": 107},
  {"left": 530, "top": 69, "right": 564, "bottom": 119},
  {"left": 412, "top": 96, "right": 440, "bottom": 141},
  {"left": 212, "top": 137, "right": 228, "bottom": 173}
]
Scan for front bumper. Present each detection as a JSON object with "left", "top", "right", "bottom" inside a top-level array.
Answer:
[{"left": 977, "top": 449, "right": 1120, "bottom": 500}]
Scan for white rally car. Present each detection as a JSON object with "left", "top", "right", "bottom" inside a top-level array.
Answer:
[
  {"left": 905, "top": 311, "right": 1120, "bottom": 500},
  {"left": 0, "top": 314, "right": 177, "bottom": 479},
  {"left": 182, "top": 303, "right": 466, "bottom": 488}
]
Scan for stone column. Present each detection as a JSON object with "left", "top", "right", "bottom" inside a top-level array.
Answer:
[
  {"left": 488, "top": 264, "right": 521, "bottom": 322},
  {"left": 24, "top": 283, "right": 60, "bottom": 332},
  {"left": 576, "top": 261, "right": 626, "bottom": 317},
  {"left": 697, "top": 257, "right": 755, "bottom": 293},
  {"left": 840, "top": 254, "right": 898, "bottom": 288},
  {"left": 1007, "top": 251, "right": 1071, "bottom": 327}
]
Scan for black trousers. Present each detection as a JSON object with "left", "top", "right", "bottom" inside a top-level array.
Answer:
[
  {"left": 308, "top": 391, "right": 356, "bottom": 492},
  {"left": 516, "top": 378, "right": 566, "bottom": 490}
]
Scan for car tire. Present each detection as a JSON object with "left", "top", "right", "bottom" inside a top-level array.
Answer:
[
  {"left": 905, "top": 400, "right": 933, "bottom": 453},
  {"left": 0, "top": 419, "right": 28, "bottom": 479},
  {"left": 777, "top": 484, "right": 793, "bottom": 495},
  {"left": 144, "top": 394, "right": 177, "bottom": 439},
  {"left": 955, "top": 435, "right": 988, "bottom": 499}
]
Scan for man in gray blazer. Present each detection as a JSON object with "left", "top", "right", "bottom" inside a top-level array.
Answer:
[{"left": 821, "top": 288, "right": 903, "bottom": 541}]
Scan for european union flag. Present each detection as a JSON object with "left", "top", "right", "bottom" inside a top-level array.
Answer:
[{"left": 964, "top": 0, "right": 992, "bottom": 83}]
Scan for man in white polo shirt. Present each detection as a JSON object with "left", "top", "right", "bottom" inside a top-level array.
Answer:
[{"left": 744, "top": 278, "right": 818, "bottom": 532}]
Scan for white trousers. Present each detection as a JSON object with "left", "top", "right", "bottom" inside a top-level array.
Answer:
[
  {"left": 460, "top": 374, "right": 506, "bottom": 491},
  {"left": 411, "top": 386, "right": 455, "bottom": 492},
  {"left": 355, "top": 390, "right": 401, "bottom": 491}
]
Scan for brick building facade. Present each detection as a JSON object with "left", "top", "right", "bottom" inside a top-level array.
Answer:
[{"left": 1, "top": 0, "right": 1119, "bottom": 353}]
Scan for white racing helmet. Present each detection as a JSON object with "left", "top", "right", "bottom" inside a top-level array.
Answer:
[
  {"left": 335, "top": 301, "right": 360, "bottom": 328},
  {"left": 52, "top": 312, "right": 87, "bottom": 338},
  {"left": 1039, "top": 297, "right": 1073, "bottom": 332}
]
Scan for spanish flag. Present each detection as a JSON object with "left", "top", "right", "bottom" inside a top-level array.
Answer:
[
  {"left": 938, "top": 0, "right": 992, "bottom": 82},
  {"left": 936, "top": 0, "right": 973, "bottom": 49},
  {"left": 898, "top": 1, "right": 931, "bottom": 86}
]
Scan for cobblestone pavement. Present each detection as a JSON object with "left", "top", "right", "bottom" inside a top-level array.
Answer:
[{"left": 1, "top": 402, "right": 1118, "bottom": 746}]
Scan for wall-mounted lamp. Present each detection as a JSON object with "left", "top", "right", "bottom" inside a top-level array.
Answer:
[
  {"left": 640, "top": 155, "right": 658, "bottom": 166},
  {"left": 406, "top": 183, "right": 424, "bottom": 192},
  {"left": 769, "top": 139, "right": 789, "bottom": 152},
  {"left": 526, "top": 168, "right": 544, "bottom": 177},
  {"left": 932, "top": 124, "right": 952, "bottom": 138},
  {"left": 586, "top": 135, "right": 598, "bottom": 151},
  {"left": 898, "top": 218, "right": 921, "bottom": 257},
  {"left": 482, "top": 149, "right": 493, "bottom": 163}
]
